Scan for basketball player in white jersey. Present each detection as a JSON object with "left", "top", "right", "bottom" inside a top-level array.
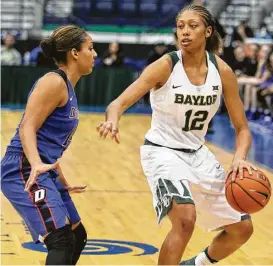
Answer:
[{"left": 97, "top": 5, "right": 256, "bottom": 266}]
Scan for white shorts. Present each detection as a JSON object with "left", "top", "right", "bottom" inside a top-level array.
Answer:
[{"left": 140, "top": 142, "right": 250, "bottom": 232}]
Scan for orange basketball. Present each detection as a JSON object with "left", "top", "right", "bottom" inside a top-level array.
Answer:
[{"left": 225, "top": 169, "right": 271, "bottom": 214}]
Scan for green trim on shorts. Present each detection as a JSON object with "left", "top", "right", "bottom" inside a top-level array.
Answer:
[
  {"left": 157, "top": 196, "right": 195, "bottom": 225},
  {"left": 173, "top": 195, "right": 195, "bottom": 205},
  {"left": 155, "top": 178, "right": 195, "bottom": 224}
]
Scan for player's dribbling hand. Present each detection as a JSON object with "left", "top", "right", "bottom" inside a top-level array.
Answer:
[
  {"left": 227, "top": 159, "right": 257, "bottom": 181},
  {"left": 96, "top": 121, "right": 120, "bottom": 144},
  {"left": 24, "top": 161, "right": 59, "bottom": 192}
]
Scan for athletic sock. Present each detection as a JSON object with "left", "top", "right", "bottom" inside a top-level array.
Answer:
[{"left": 195, "top": 247, "right": 218, "bottom": 266}]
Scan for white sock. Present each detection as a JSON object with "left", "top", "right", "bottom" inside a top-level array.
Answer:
[{"left": 195, "top": 251, "right": 215, "bottom": 266}]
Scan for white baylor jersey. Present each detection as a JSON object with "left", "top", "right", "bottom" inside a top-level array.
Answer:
[{"left": 145, "top": 50, "right": 222, "bottom": 150}]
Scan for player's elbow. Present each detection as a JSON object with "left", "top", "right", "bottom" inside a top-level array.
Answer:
[
  {"left": 236, "top": 125, "right": 251, "bottom": 135},
  {"left": 19, "top": 123, "right": 27, "bottom": 142}
]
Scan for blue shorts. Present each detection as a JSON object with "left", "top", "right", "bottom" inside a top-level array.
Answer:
[{"left": 1, "top": 150, "right": 81, "bottom": 243}]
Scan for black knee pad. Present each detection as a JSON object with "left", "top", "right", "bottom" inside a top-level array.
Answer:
[
  {"left": 44, "top": 225, "right": 75, "bottom": 265},
  {"left": 72, "top": 222, "right": 87, "bottom": 264}
]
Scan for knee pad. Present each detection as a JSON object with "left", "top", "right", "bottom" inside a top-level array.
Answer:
[
  {"left": 72, "top": 222, "right": 87, "bottom": 264},
  {"left": 44, "top": 225, "right": 75, "bottom": 265}
]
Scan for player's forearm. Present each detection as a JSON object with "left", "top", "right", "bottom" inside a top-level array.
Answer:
[
  {"left": 105, "top": 100, "right": 126, "bottom": 123},
  {"left": 19, "top": 125, "right": 42, "bottom": 166},
  {"left": 233, "top": 128, "right": 252, "bottom": 162}
]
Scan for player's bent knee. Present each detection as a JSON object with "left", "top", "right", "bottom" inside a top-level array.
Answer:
[
  {"left": 73, "top": 222, "right": 87, "bottom": 251},
  {"left": 225, "top": 219, "right": 254, "bottom": 243},
  {"left": 178, "top": 214, "right": 196, "bottom": 233},
  {"left": 238, "top": 220, "right": 254, "bottom": 242},
  {"left": 72, "top": 222, "right": 87, "bottom": 264},
  {"left": 44, "top": 225, "right": 75, "bottom": 265},
  {"left": 169, "top": 202, "right": 196, "bottom": 234}
]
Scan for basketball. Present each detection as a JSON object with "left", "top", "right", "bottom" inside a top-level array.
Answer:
[{"left": 225, "top": 169, "right": 272, "bottom": 214}]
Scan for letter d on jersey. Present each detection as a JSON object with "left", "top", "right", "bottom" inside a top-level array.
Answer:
[{"left": 33, "top": 189, "right": 46, "bottom": 203}]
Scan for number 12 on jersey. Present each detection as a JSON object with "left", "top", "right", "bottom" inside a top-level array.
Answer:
[{"left": 182, "top": 110, "right": 209, "bottom": 131}]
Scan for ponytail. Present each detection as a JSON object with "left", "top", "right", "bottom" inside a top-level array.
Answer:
[{"left": 206, "top": 30, "right": 223, "bottom": 54}]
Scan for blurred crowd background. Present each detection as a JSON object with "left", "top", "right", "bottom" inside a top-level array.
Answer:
[{"left": 1, "top": 0, "right": 273, "bottom": 133}]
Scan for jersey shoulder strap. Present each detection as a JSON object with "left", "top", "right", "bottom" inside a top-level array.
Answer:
[
  {"left": 50, "top": 69, "right": 68, "bottom": 86},
  {"left": 208, "top": 52, "right": 219, "bottom": 72},
  {"left": 167, "top": 51, "right": 180, "bottom": 71}
]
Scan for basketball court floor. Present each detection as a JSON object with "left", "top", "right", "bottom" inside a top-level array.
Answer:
[{"left": 1, "top": 111, "right": 273, "bottom": 265}]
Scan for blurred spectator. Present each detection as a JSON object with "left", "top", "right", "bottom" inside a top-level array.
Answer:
[
  {"left": 245, "top": 43, "right": 259, "bottom": 76},
  {"left": 102, "top": 42, "right": 124, "bottom": 67},
  {"left": 232, "top": 21, "right": 254, "bottom": 45},
  {"left": 1, "top": 33, "right": 21, "bottom": 66},
  {"left": 255, "top": 23, "right": 272, "bottom": 40},
  {"left": 231, "top": 45, "right": 259, "bottom": 77},
  {"left": 147, "top": 42, "right": 168, "bottom": 65},
  {"left": 252, "top": 44, "right": 271, "bottom": 80},
  {"left": 231, "top": 45, "right": 249, "bottom": 77},
  {"left": 260, "top": 84, "right": 273, "bottom": 119},
  {"left": 258, "top": 44, "right": 271, "bottom": 60},
  {"left": 22, "top": 43, "right": 32, "bottom": 66},
  {"left": 23, "top": 50, "right": 31, "bottom": 66},
  {"left": 238, "top": 48, "right": 273, "bottom": 121},
  {"left": 30, "top": 46, "right": 42, "bottom": 65},
  {"left": 242, "top": 44, "right": 271, "bottom": 114},
  {"left": 261, "top": 84, "right": 273, "bottom": 97}
]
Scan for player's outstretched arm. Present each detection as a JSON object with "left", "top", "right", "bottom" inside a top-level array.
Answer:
[
  {"left": 217, "top": 57, "right": 257, "bottom": 181},
  {"left": 97, "top": 55, "right": 172, "bottom": 143}
]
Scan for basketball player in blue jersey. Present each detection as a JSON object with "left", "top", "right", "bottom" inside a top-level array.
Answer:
[
  {"left": 97, "top": 5, "right": 257, "bottom": 266},
  {"left": 1, "top": 25, "right": 97, "bottom": 265}
]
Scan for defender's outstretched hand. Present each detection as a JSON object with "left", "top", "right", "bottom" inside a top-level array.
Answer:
[{"left": 96, "top": 121, "right": 120, "bottom": 144}]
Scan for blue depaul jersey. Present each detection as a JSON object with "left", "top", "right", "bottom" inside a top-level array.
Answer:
[{"left": 7, "top": 70, "right": 79, "bottom": 164}]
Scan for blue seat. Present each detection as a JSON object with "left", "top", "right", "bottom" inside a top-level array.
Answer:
[
  {"left": 161, "top": 0, "right": 183, "bottom": 14},
  {"left": 118, "top": 0, "right": 137, "bottom": 15},
  {"left": 139, "top": 0, "right": 158, "bottom": 15},
  {"left": 73, "top": 0, "right": 92, "bottom": 10},
  {"left": 73, "top": 0, "right": 92, "bottom": 17},
  {"left": 95, "top": 0, "right": 113, "bottom": 13},
  {"left": 124, "top": 57, "right": 147, "bottom": 71}
]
